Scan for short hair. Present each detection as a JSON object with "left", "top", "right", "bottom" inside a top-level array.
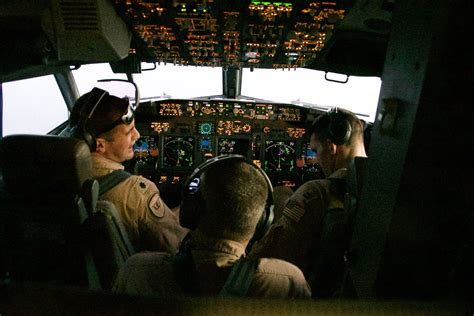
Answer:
[
  {"left": 199, "top": 159, "right": 268, "bottom": 242},
  {"left": 310, "top": 108, "right": 365, "bottom": 145},
  {"left": 73, "top": 89, "right": 129, "bottom": 137}
]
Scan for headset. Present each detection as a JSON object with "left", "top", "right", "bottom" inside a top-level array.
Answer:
[
  {"left": 327, "top": 107, "right": 352, "bottom": 145},
  {"left": 70, "top": 87, "right": 134, "bottom": 152},
  {"left": 70, "top": 88, "right": 109, "bottom": 152},
  {"left": 180, "top": 155, "right": 274, "bottom": 246}
]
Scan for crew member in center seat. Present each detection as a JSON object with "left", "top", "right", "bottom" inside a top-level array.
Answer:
[
  {"left": 70, "top": 88, "right": 188, "bottom": 254},
  {"left": 113, "top": 155, "right": 311, "bottom": 298}
]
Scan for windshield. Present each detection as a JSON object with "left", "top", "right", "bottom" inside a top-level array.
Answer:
[
  {"left": 73, "top": 63, "right": 222, "bottom": 100},
  {"left": 73, "top": 63, "right": 381, "bottom": 122},
  {"left": 242, "top": 68, "right": 381, "bottom": 122}
]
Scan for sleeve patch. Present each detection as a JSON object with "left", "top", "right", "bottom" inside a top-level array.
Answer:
[
  {"left": 282, "top": 199, "right": 305, "bottom": 223},
  {"left": 149, "top": 193, "right": 164, "bottom": 218}
]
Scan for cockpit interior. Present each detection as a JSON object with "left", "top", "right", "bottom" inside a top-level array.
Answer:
[
  {"left": 2, "top": 0, "right": 384, "bottom": 202},
  {"left": 0, "top": 0, "right": 471, "bottom": 313}
]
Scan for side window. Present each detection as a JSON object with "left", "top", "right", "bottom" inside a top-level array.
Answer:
[{"left": 1, "top": 75, "right": 68, "bottom": 137}]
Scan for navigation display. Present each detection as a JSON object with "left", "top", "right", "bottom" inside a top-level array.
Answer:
[
  {"left": 163, "top": 136, "right": 194, "bottom": 168},
  {"left": 218, "top": 138, "right": 250, "bottom": 156},
  {"left": 263, "top": 140, "right": 296, "bottom": 172}
]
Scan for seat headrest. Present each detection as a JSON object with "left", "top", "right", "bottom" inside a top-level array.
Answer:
[{"left": 0, "top": 134, "right": 92, "bottom": 201}]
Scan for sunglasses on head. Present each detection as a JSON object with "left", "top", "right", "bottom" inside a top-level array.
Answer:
[
  {"left": 100, "top": 100, "right": 135, "bottom": 134},
  {"left": 85, "top": 88, "right": 135, "bottom": 135}
]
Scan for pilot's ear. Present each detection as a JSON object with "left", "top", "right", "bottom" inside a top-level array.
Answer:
[
  {"left": 95, "top": 138, "right": 106, "bottom": 154},
  {"left": 326, "top": 139, "right": 337, "bottom": 155}
]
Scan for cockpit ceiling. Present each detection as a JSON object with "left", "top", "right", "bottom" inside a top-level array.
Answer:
[
  {"left": 0, "top": 0, "right": 392, "bottom": 81},
  {"left": 117, "top": 1, "right": 353, "bottom": 69}
]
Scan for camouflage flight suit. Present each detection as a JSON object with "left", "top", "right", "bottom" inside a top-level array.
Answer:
[
  {"left": 249, "top": 168, "right": 348, "bottom": 275},
  {"left": 91, "top": 153, "right": 188, "bottom": 254}
]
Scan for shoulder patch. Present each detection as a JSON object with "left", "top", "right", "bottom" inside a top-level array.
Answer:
[{"left": 149, "top": 193, "right": 164, "bottom": 218}]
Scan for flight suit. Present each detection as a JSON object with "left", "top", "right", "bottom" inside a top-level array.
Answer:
[
  {"left": 113, "top": 230, "right": 311, "bottom": 298},
  {"left": 249, "top": 168, "right": 348, "bottom": 276},
  {"left": 91, "top": 153, "right": 188, "bottom": 254}
]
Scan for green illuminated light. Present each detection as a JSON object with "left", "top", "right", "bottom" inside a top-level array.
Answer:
[{"left": 251, "top": 0, "right": 291, "bottom": 6}]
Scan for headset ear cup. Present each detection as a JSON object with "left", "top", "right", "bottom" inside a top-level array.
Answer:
[
  {"left": 248, "top": 161, "right": 275, "bottom": 247},
  {"left": 254, "top": 204, "right": 274, "bottom": 242},
  {"left": 180, "top": 171, "right": 204, "bottom": 230},
  {"left": 328, "top": 112, "right": 352, "bottom": 145},
  {"left": 82, "top": 124, "right": 96, "bottom": 152},
  {"left": 69, "top": 124, "right": 95, "bottom": 152}
]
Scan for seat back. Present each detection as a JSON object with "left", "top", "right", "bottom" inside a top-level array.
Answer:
[
  {"left": 0, "top": 134, "right": 135, "bottom": 289},
  {"left": 0, "top": 134, "right": 92, "bottom": 286}
]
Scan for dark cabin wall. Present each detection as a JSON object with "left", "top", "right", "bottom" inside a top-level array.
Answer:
[
  {"left": 350, "top": 0, "right": 472, "bottom": 299},
  {"left": 376, "top": 0, "right": 472, "bottom": 299}
]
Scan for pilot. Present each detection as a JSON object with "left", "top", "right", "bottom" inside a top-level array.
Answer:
[
  {"left": 70, "top": 88, "right": 188, "bottom": 254},
  {"left": 113, "top": 155, "right": 311, "bottom": 298},
  {"left": 249, "top": 108, "right": 367, "bottom": 290}
]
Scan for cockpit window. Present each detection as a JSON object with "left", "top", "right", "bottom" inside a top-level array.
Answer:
[
  {"left": 134, "top": 64, "right": 222, "bottom": 100},
  {"left": 2, "top": 75, "right": 67, "bottom": 136},
  {"left": 72, "top": 63, "right": 222, "bottom": 100},
  {"left": 73, "top": 63, "right": 126, "bottom": 95},
  {"left": 241, "top": 68, "right": 381, "bottom": 122}
]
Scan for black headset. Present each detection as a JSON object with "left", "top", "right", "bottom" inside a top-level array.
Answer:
[
  {"left": 327, "top": 107, "right": 352, "bottom": 145},
  {"left": 70, "top": 88, "right": 109, "bottom": 152},
  {"left": 180, "top": 154, "right": 274, "bottom": 246}
]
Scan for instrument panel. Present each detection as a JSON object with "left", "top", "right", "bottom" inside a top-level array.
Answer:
[{"left": 130, "top": 99, "right": 324, "bottom": 207}]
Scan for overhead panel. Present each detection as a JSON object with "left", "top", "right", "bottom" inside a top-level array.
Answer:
[{"left": 113, "top": 0, "right": 351, "bottom": 69}]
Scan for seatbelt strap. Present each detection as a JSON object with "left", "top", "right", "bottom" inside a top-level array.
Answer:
[
  {"left": 172, "top": 247, "right": 259, "bottom": 297},
  {"left": 98, "top": 201, "right": 136, "bottom": 256},
  {"left": 84, "top": 249, "right": 102, "bottom": 290},
  {"left": 96, "top": 170, "right": 132, "bottom": 195},
  {"left": 219, "top": 257, "right": 259, "bottom": 297}
]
